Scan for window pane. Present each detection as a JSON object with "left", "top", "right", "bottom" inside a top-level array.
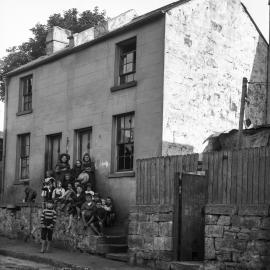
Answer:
[
  {"left": 118, "top": 144, "right": 125, "bottom": 156},
  {"left": 124, "top": 130, "right": 131, "bottom": 143},
  {"left": 124, "top": 156, "right": 131, "bottom": 170},
  {"left": 118, "top": 157, "right": 124, "bottom": 171}
]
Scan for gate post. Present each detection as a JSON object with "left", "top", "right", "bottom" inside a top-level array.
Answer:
[{"left": 172, "top": 172, "right": 182, "bottom": 260}]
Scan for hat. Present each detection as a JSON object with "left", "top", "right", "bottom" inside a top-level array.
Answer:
[{"left": 44, "top": 177, "right": 54, "bottom": 184}]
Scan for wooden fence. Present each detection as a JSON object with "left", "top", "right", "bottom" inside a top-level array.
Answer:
[{"left": 136, "top": 146, "right": 270, "bottom": 206}]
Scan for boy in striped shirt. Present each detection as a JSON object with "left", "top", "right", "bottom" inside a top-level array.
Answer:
[{"left": 40, "top": 200, "right": 57, "bottom": 253}]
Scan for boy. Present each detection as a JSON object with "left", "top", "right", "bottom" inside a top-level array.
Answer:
[
  {"left": 40, "top": 200, "right": 57, "bottom": 253},
  {"left": 81, "top": 193, "right": 96, "bottom": 229},
  {"left": 89, "top": 200, "right": 106, "bottom": 236}
]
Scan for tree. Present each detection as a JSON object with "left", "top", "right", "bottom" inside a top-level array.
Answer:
[{"left": 0, "top": 7, "right": 106, "bottom": 101}]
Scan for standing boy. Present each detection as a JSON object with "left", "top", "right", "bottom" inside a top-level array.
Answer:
[{"left": 40, "top": 200, "right": 57, "bottom": 253}]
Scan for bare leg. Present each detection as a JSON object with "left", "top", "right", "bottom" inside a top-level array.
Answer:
[
  {"left": 40, "top": 240, "right": 46, "bottom": 253},
  {"left": 82, "top": 211, "right": 87, "bottom": 227},
  {"left": 46, "top": 241, "right": 51, "bottom": 253},
  {"left": 90, "top": 223, "right": 101, "bottom": 235},
  {"left": 67, "top": 214, "right": 73, "bottom": 230}
]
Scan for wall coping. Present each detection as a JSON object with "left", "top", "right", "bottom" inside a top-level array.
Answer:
[{"left": 205, "top": 204, "right": 270, "bottom": 216}]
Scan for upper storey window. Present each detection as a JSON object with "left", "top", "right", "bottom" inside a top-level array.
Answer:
[{"left": 18, "top": 75, "right": 32, "bottom": 115}]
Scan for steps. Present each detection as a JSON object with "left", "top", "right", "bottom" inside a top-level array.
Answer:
[
  {"left": 170, "top": 261, "right": 204, "bottom": 270},
  {"left": 97, "top": 225, "right": 128, "bottom": 260}
]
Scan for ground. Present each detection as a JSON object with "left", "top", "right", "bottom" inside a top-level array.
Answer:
[{"left": 0, "top": 236, "right": 148, "bottom": 270}]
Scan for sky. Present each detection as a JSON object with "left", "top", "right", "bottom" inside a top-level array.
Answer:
[{"left": 0, "top": 0, "right": 269, "bottom": 130}]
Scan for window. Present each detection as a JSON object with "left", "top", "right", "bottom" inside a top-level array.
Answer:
[
  {"left": 17, "top": 133, "right": 30, "bottom": 180},
  {"left": 19, "top": 75, "right": 32, "bottom": 113},
  {"left": 45, "top": 133, "right": 61, "bottom": 171},
  {"left": 118, "top": 38, "right": 136, "bottom": 85},
  {"left": 0, "top": 138, "right": 3, "bottom": 162},
  {"left": 115, "top": 113, "right": 134, "bottom": 171},
  {"left": 76, "top": 127, "right": 92, "bottom": 160}
]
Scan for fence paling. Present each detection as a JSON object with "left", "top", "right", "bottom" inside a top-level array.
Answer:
[{"left": 136, "top": 146, "right": 270, "bottom": 206}]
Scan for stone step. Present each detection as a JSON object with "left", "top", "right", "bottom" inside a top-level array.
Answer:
[
  {"left": 96, "top": 243, "right": 128, "bottom": 254},
  {"left": 101, "top": 235, "right": 127, "bottom": 245},
  {"left": 105, "top": 252, "right": 129, "bottom": 262},
  {"left": 170, "top": 261, "right": 204, "bottom": 270}
]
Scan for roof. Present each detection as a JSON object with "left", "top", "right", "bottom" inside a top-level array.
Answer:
[
  {"left": 6, "top": 0, "right": 267, "bottom": 78},
  {"left": 6, "top": 0, "right": 191, "bottom": 78}
]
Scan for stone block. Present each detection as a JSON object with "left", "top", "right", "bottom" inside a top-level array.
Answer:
[
  {"left": 205, "top": 214, "right": 219, "bottom": 225},
  {"left": 205, "top": 225, "right": 224, "bottom": 238},
  {"left": 238, "top": 205, "right": 269, "bottom": 216},
  {"left": 205, "top": 204, "right": 237, "bottom": 215},
  {"left": 260, "top": 217, "right": 270, "bottom": 229},
  {"left": 232, "top": 216, "right": 260, "bottom": 229},
  {"left": 250, "top": 230, "right": 270, "bottom": 241},
  {"left": 228, "top": 226, "right": 241, "bottom": 233},
  {"left": 215, "top": 238, "right": 247, "bottom": 252},
  {"left": 128, "top": 235, "right": 144, "bottom": 249},
  {"left": 151, "top": 213, "right": 173, "bottom": 222},
  {"left": 143, "top": 236, "right": 154, "bottom": 251},
  {"left": 137, "top": 213, "right": 148, "bottom": 222},
  {"left": 157, "top": 251, "right": 173, "bottom": 261},
  {"left": 216, "top": 251, "right": 232, "bottom": 262},
  {"left": 128, "top": 222, "right": 139, "bottom": 235},
  {"left": 139, "top": 222, "right": 159, "bottom": 236},
  {"left": 129, "top": 212, "right": 138, "bottom": 222},
  {"left": 224, "top": 232, "right": 236, "bottom": 239},
  {"left": 159, "top": 222, "right": 173, "bottom": 236},
  {"left": 153, "top": 237, "right": 173, "bottom": 251},
  {"left": 205, "top": 237, "right": 216, "bottom": 260},
  {"left": 217, "top": 216, "right": 231, "bottom": 226},
  {"left": 237, "top": 232, "right": 250, "bottom": 240}
]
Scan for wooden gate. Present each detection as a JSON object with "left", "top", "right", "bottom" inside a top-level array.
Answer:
[{"left": 179, "top": 173, "right": 208, "bottom": 261}]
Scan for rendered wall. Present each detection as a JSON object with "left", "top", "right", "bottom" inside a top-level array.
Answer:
[
  {"left": 162, "top": 0, "right": 268, "bottom": 154},
  {"left": 4, "top": 17, "right": 165, "bottom": 221}
]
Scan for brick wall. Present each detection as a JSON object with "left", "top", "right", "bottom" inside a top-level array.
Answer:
[{"left": 205, "top": 204, "right": 270, "bottom": 270}]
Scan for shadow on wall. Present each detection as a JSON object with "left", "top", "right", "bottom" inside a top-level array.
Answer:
[
  {"left": 245, "top": 35, "right": 268, "bottom": 126},
  {"left": 162, "top": 141, "right": 194, "bottom": 156}
]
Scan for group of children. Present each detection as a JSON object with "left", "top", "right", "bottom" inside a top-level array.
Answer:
[{"left": 39, "top": 152, "right": 115, "bottom": 252}]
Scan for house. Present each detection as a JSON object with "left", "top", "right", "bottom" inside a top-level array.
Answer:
[
  {"left": 2, "top": 0, "right": 268, "bottom": 222},
  {"left": 0, "top": 131, "right": 3, "bottom": 197}
]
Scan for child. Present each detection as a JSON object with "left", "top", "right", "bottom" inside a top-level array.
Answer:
[
  {"left": 82, "top": 153, "right": 95, "bottom": 189},
  {"left": 71, "top": 160, "right": 83, "bottom": 180},
  {"left": 85, "top": 184, "right": 94, "bottom": 197},
  {"left": 89, "top": 200, "right": 106, "bottom": 236},
  {"left": 104, "top": 197, "right": 116, "bottom": 227},
  {"left": 62, "top": 173, "right": 72, "bottom": 190},
  {"left": 52, "top": 180, "right": 65, "bottom": 203},
  {"left": 60, "top": 183, "right": 75, "bottom": 213},
  {"left": 77, "top": 171, "right": 89, "bottom": 188},
  {"left": 81, "top": 194, "right": 96, "bottom": 229},
  {"left": 23, "top": 181, "right": 37, "bottom": 203},
  {"left": 67, "top": 185, "right": 85, "bottom": 230},
  {"left": 40, "top": 200, "right": 57, "bottom": 253},
  {"left": 55, "top": 153, "right": 71, "bottom": 182},
  {"left": 41, "top": 178, "right": 55, "bottom": 206}
]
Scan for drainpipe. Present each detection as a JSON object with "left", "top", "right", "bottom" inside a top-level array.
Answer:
[{"left": 1, "top": 76, "right": 8, "bottom": 202}]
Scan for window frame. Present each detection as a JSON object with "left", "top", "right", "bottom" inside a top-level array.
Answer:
[
  {"left": 18, "top": 75, "right": 33, "bottom": 115},
  {"left": 16, "top": 133, "right": 30, "bottom": 181},
  {"left": 111, "top": 37, "right": 137, "bottom": 92},
  {"left": 112, "top": 112, "right": 135, "bottom": 173}
]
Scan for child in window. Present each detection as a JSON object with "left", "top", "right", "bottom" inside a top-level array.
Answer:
[
  {"left": 89, "top": 200, "right": 106, "bottom": 236},
  {"left": 40, "top": 200, "right": 57, "bottom": 253},
  {"left": 81, "top": 193, "right": 96, "bottom": 229}
]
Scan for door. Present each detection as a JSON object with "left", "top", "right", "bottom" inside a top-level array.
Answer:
[
  {"left": 180, "top": 173, "right": 207, "bottom": 261},
  {"left": 45, "top": 133, "right": 61, "bottom": 171}
]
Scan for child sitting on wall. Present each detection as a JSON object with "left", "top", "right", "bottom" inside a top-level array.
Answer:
[
  {"left": 82, "top": 153, "right": 95, "bottom": 189},
  {"left": 41, "top": 177, "right": 55, "bottom": 206},
  {"left": 40, "top": 200, "right": 57, "bottom": 253},
  {"left": 55, "top": 153, "right": 71, "bottom": 182},
  {"left": 85, "top": 183, "right": 94, "bottom": 197},
  {"left": 60, "top": 183, "right": 75, "bottom": 214},
  {"left": 104, "top": 197, "right": 116, "bottom": 227},
  {"left": 23, "top": 181, "right": 37, "bottom": 203},
  {"left": 62, "top": 172, "right": 72, "bottom": 190},
  {"left": 81, "top": 193, "right": 96, "bottom": 229},
  {"left": 52, "top": 180, "right": 65, "bottom": 203},
  {"left": 89, "top": 200, "right": 106, "bottom": 236},
  {"left": 71, "top": 160, "right": 83, "bottom": 180}
]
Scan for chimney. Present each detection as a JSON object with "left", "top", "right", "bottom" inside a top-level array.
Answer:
[{"left": 46, "top": 26, "right": 71, "bottom": 55}]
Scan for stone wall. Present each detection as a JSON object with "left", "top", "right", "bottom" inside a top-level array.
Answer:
[
  {"left": 0, "top": 204, "right": 104, "bottom": 253},
  {"left": 128, "top": 205, "right": 174, "bottom": 269},
  {"left": 205, "top": 204, "right": 270, "bottom": 270}
]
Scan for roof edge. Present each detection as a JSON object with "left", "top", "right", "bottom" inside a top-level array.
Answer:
[{"left": 241, "top": 2, "right": 268, "bottom": 45}]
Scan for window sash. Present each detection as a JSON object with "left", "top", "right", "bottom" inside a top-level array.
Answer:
[
  {"left": 18, "top": 134, "right": 30, "bottom": 179},
  {"left": 116, "top": 114, "right": 134, "bottom": 171},
  {"left": 20, "top": 76, "right": 32, "bottom": 112}
]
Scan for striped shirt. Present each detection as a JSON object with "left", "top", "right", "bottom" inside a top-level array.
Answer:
[{"left": 40, "top": 209, "right": 57, "bottom": 229}]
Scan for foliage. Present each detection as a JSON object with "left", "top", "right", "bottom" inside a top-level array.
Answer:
[{"left": 0, "top": 7, "right": 106, "bottom": 101}]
